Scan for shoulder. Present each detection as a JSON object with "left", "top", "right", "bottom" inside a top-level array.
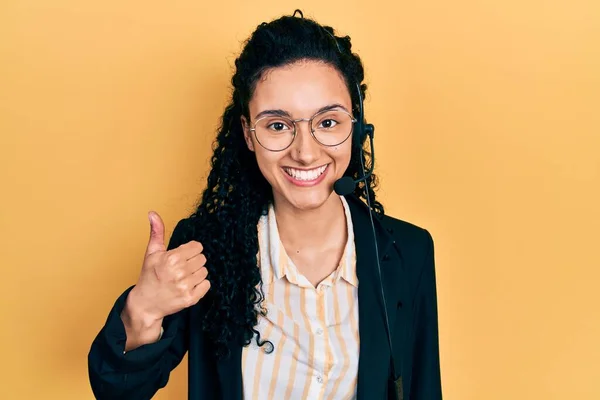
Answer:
[
  {"left": 378, "top": 213, "right": 434, "bottom": 273},
  {"left": 379, "top": 213, "right": 433, "bottom": 249}
]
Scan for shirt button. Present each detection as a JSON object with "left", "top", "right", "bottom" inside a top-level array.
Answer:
[
  {"left": 316, "top": 328, "right": 324, "bottom": 335},
  {"left": 316, "top": 375, "right": 323, "bottom": 384}
]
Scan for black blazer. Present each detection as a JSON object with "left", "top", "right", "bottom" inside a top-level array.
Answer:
[{"left": 88, "top": 194, "right": 442, "bottom": 399}]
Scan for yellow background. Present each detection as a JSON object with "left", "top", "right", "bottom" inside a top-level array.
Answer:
[{"left": 1, "top": 0, "right": 599, "bottom": 399}]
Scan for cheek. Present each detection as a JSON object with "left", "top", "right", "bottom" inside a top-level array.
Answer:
[
  {"left": 329, "top": 144, "right": 353, "bottom": 173},
  {"left": 331, "top": 143, "right": 352, "bottom": 160},
  {"left": 253, "top": 149, "right": 282, "bottom": 178}
]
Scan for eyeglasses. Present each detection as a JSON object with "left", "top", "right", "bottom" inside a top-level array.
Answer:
[{"left": 249, "top": 108, "right": 357, "bottom": 152}]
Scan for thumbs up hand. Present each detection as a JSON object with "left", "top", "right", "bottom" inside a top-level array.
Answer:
[{"left": 121, "top": 212, "right": 210, "bottom": 351}]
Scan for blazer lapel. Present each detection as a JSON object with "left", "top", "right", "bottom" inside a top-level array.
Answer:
[{"left": 346, "top": 195, "right": 402, "bottom": 399}]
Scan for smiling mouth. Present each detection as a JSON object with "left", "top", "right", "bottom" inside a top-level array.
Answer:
[{"left": 282, "top": 164, "right": 329, "bottom": 181}]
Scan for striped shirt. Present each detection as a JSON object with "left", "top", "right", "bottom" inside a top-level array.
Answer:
[{"left": 241, "top": 195, "right": 360, "bottom": 400}]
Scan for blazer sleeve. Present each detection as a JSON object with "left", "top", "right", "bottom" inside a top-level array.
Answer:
[
  {"left": 88, "top": 219, "right": 191, "bottom": 400},
  {"left": 411, "top": 229, "right": 443, "bottom": 399}
]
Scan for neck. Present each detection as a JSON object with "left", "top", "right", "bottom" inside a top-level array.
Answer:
[{"left": 272, "top": 193, "right": 347, "bottom": 252}]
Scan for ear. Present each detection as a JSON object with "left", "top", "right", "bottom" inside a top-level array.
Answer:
[{"left": 240, "top": 116, "right": 255, "bottom": 152}]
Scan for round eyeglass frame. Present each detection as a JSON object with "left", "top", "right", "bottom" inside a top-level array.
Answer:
[{"left": 248, "top": 108, "right": 357, "bottom": 152}]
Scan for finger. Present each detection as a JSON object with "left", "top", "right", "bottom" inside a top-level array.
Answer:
[
  {"left": 179, "top": 266, "right": 207, "bottom": 287},
  {"left": 191, "top": 279, "right": 211, "bottom": 301},
  {"left": 191, "top": 266, "right": 209, "bottom": 284},
  {"left": 184, "top": 253, "right": 207, "bottom": 274},
  {"left": 173, "top": 240, "right": 204, "bottom": 260},
  {"left": 146, "top": 211, "right": 166, "bottom": 256}
]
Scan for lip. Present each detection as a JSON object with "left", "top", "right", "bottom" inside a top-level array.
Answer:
[{"left": 282, "top": 164, "right": 330, "bottom": 187}]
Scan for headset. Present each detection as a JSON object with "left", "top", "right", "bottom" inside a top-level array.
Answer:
[
  {"left": 332, "top": 82, "right": 375, "bottom": 195},
  {"left": 292, "top": 11, "right": 403, "bottom": 397},
  {"left": 333, "top": 83, "right": 403, "bottom": 400}
]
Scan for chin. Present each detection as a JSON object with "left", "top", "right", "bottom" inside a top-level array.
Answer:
[{"left": 280, "top": 185, "right": 336, "bottom": 211}]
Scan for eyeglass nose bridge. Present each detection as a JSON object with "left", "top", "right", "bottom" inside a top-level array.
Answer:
[
  {"left": 290, "top": 117, "right": 315, "bottom": 135},
  {"left": 290, "top": 117, "right": 330, "bottom": 151}
]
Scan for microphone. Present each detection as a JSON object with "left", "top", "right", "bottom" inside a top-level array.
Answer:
[
  {"left": 333, "top": 123, "right": 375, "bottom": 196},
  {"left": 333, "top": 176, "right": 356, "bottom": 196}
]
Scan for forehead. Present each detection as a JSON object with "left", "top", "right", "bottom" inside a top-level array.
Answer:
[{"left": 249, "top": 60, "right": 352, "bottom": 117}]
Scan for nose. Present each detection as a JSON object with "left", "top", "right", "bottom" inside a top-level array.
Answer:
[{"left": 289, "top": 120, "right": 320, "bottom": 165}]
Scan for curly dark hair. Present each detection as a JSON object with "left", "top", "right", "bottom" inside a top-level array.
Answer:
[{"left": 186, "top": 11, "right": 384, "bottom": 358}]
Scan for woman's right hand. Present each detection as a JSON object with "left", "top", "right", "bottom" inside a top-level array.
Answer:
[{"left": 121, "top": 211, "right": 210, "bottom": 351}]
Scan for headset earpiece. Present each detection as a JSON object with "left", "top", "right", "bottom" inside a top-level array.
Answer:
[
  {"left": 364, "top": 123, "right": 374, "bottom": 140},
  {"left": 354, "top": 82, "right": 373, "bottom": 144}
]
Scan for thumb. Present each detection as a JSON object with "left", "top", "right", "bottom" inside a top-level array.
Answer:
[{"left": 146, "top": 211, "right": 166, "bottom": 255}]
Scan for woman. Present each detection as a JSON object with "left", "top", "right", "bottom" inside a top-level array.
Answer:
[{"left": 88, "top": 10, "right": 442, "bottom": 400}]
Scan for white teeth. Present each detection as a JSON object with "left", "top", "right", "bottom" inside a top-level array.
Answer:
[{"left": 284, "top": 165, "right": 327, "bottom": 181}]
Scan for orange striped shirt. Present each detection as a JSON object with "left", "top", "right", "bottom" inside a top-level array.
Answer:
[{"left": 242, "top": 195, "right": 359, "bottom": 400}]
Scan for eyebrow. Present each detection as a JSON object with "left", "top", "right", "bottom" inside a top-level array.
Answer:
[{"left": 254, "top": 103, "right": 350, "bottom": 120}]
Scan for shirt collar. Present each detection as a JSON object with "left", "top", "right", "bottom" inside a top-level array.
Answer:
[{"left": 257, "top": 195, "right": 357, "bottom": 287}]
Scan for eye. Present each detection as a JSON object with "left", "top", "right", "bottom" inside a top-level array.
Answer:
[
  {"left": 266, "top": 121, "right": 292, "bottom": 132},
  {"left": 318, "top": 118, "right": 338, "bottom": 129}
]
